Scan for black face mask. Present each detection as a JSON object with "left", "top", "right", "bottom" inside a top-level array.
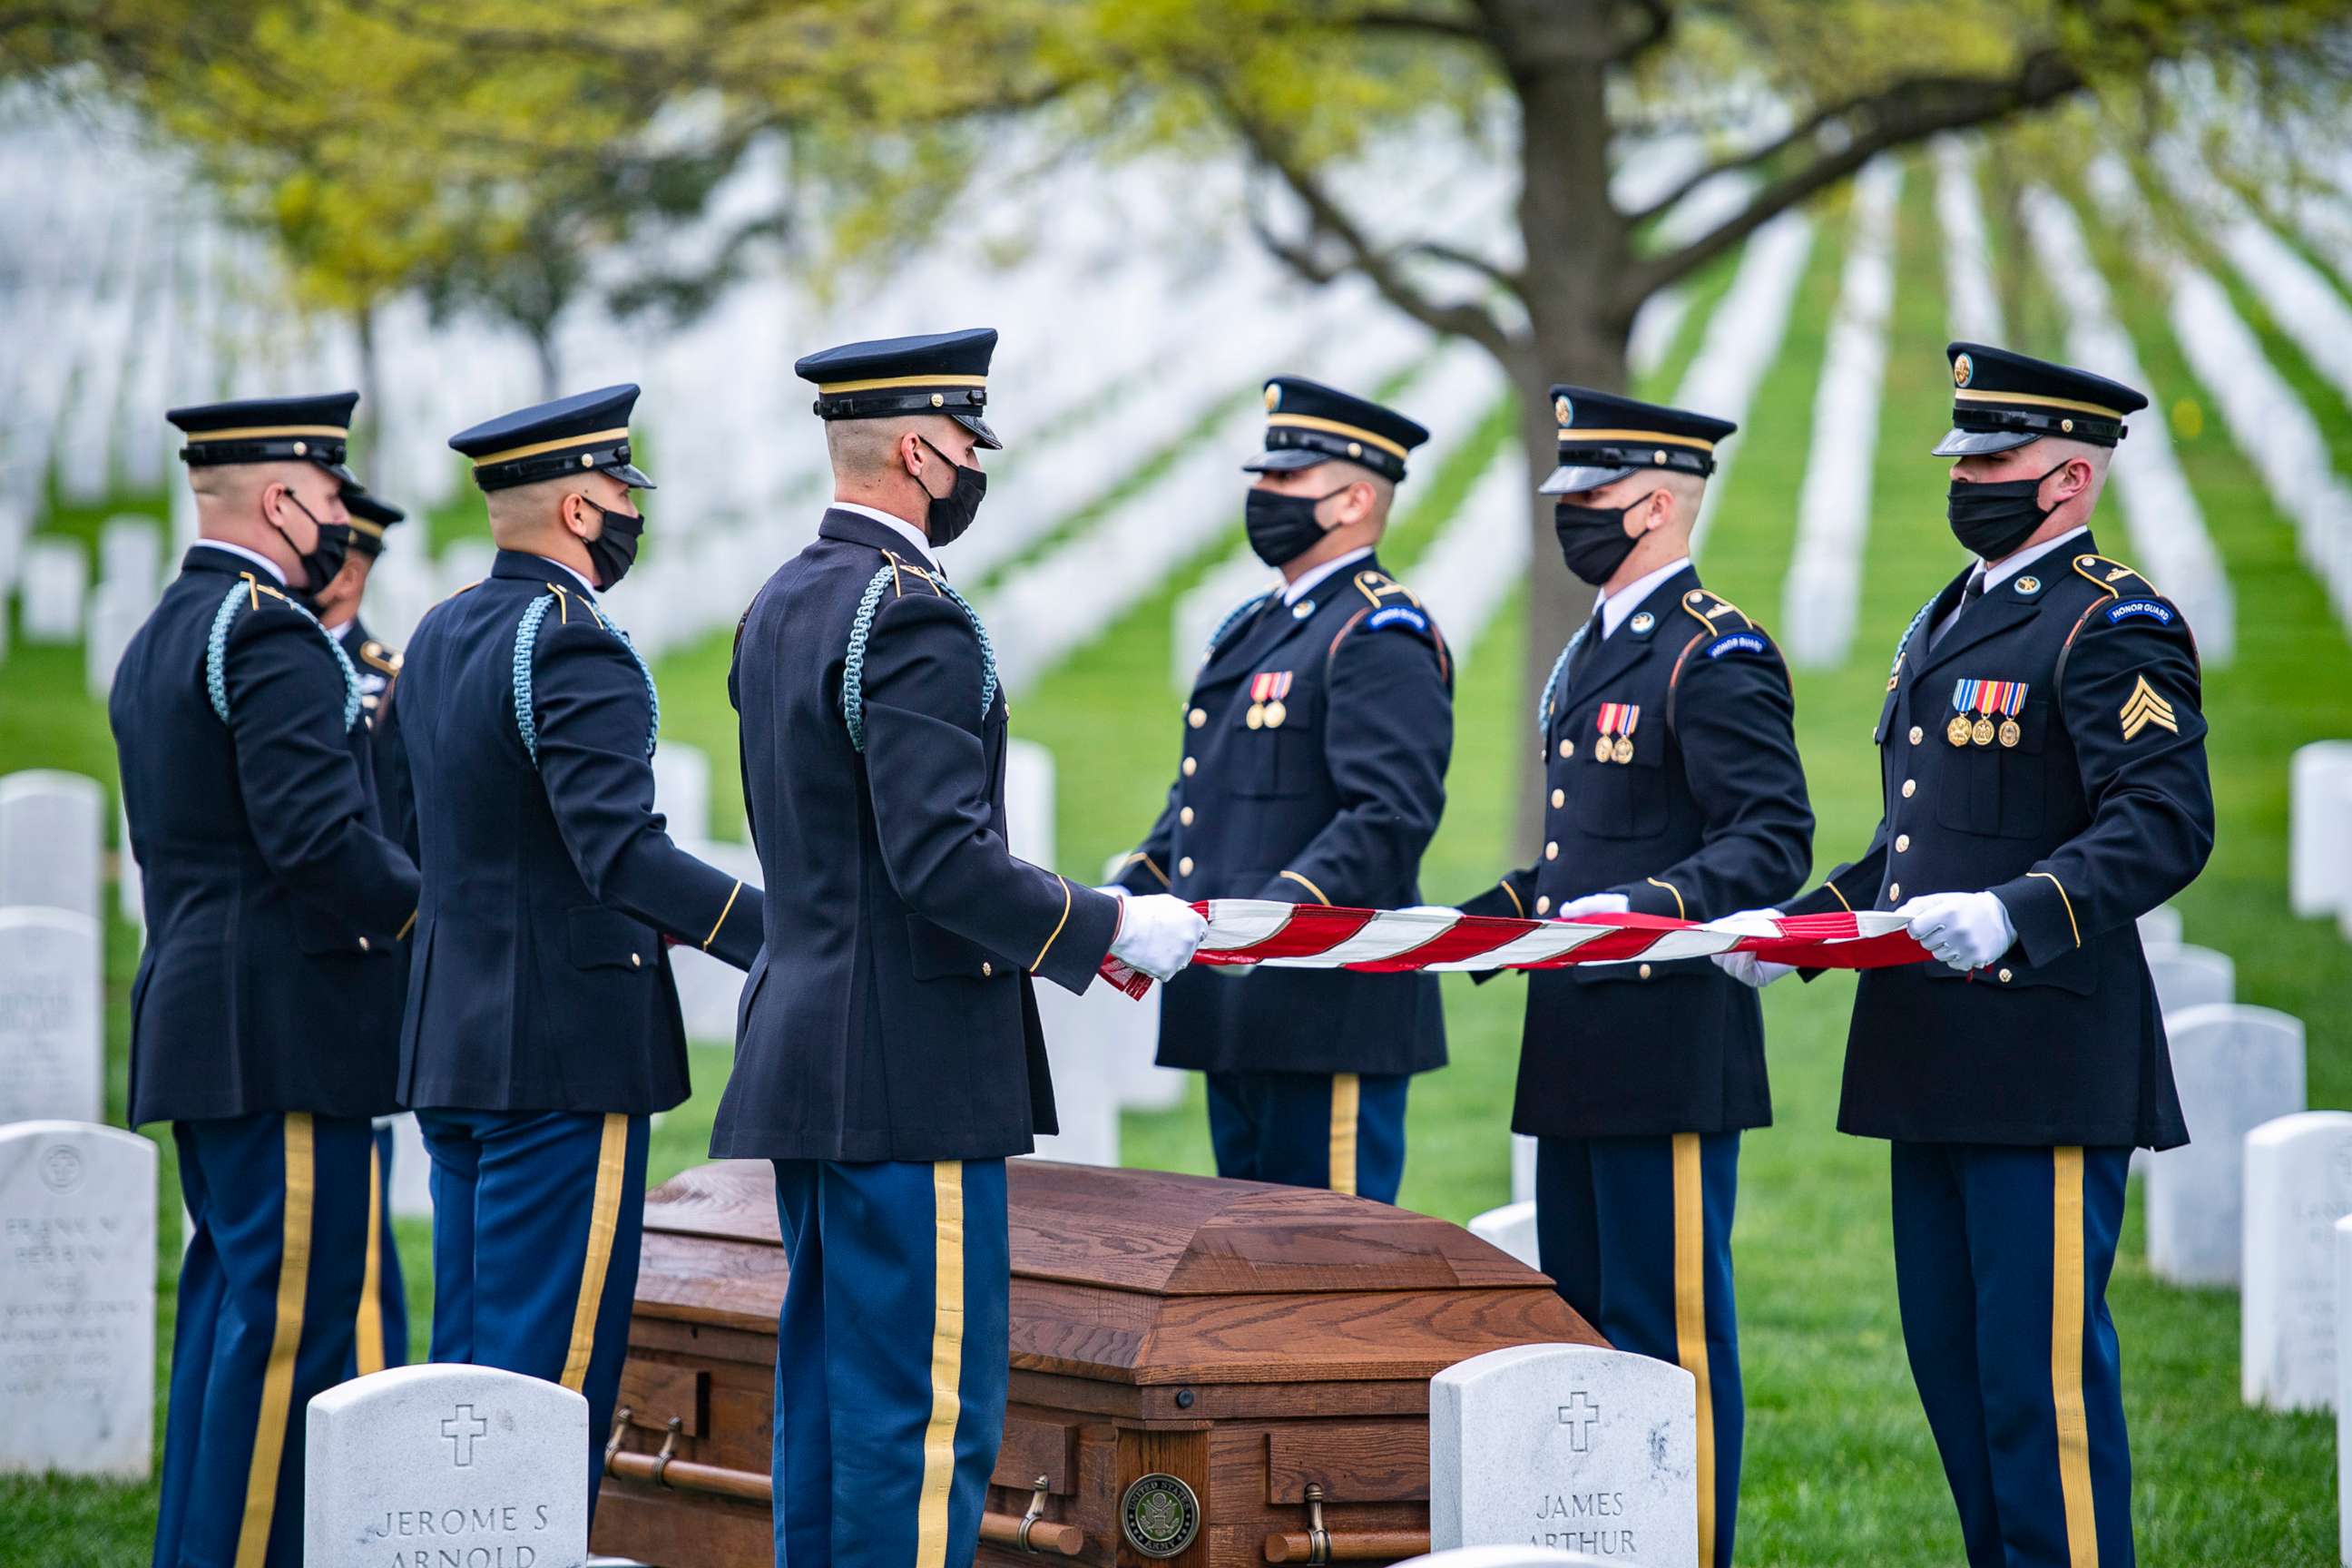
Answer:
[
  {"left": 1552, "top": 494, "right": 1650, "bottom": 586},
  {"left": 1947, "top": 459, "right": 2070, "bottom": 561},
  {"left": 1244, "top": 484, "right": 1349, "bottom": 568},
  {"left": 581, "top": 497, "right": 644, "bottom": 590},
  {"left": 915, "top": 436, "right": 987, "bottom": 547},
  {"left": 274, "top": 494, "right": 351, "bottom": 593}
]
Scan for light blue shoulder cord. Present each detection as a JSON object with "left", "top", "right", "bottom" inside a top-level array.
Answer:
[
  {"left": 513, "top": 593, "right": 661, "bottom": 767},
  {"left": 206, "top": 580, "right": 362, "bottom": 731},
  {"left": 1201, "top": 590, "right": 1273, "bottom": 665},
  {"left": 1886, "top": 596, "right": 1936, "bottom": 686},
  {"left": 841, "top": 566, "right": 1002, "bottom": 753},
  {"left": 1534, "top": 622, "right": 1588, "bottom": 742}
]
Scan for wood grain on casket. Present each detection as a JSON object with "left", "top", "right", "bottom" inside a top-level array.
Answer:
[
  {"left": 611, "top": 1161, "right": 1606, "bottom": 1568},
  {"left": 616, "top": 1362, "right": 710, "bottom": 1436}
]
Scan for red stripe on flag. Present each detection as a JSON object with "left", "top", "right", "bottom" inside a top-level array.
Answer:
[
  {"left": 1194, "top": 903, "right": 1379, "bottom": 964},
  {"left": 1348, "top": 915, "right": 1539, "bottom": 972}
]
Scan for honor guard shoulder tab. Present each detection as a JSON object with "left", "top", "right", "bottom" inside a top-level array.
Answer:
[
  {"left": 205, "top": 573, "right": 362, "bottom": 731},
  {"left": 1680, "top": 587, "right": 1754, "bottom": 632}
]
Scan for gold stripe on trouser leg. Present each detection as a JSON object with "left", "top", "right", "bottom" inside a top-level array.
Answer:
[
  {"left": 1671, "top": 1133, "right": 1715, "bottom": 1568},
  {"left": 559, "top": 1114, "right": 630, "bottom": 1392},
  {"left": 1328, "top": 1074, "right": 1361, "bottom": 1196},
  {"left": 2051, "top": 1147, "right": 2099, "bottom": 1568},
  {"left": 356, "top": 1137, "right": 386, "bottom": 1376},
  {"left": 235, "top": 1113, "right": 315, "bottom": 1568},
  {"left": 916, "top": 1161, "right": 967, "bottom": 1568}
]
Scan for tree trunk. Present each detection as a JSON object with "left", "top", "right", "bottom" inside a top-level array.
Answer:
[
  {"left": 1497, "top": 4, "right": 1637, "bottom": 856},
  {"left": 531, "top": 325, "right": 562, "bottom": 401},
  {"left": 352, "top": 305, "right": 382, "bottom": 456}
]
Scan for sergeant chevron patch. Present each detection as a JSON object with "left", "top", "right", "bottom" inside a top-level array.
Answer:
[{"left": 2120, "top": 675, "right": 2178, "bottom": 740}]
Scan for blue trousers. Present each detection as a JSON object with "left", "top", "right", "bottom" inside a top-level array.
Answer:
[
  {"left": 1892, "top": 1142, "right": 2133, "bottom": 1568},
  {"left": 351, "top": 1122, "right": 409, "bottom": 1377},
  {"left": 158, "top": 1112, "right": 373, "bottom": 1568},
  {"left": 770, "top": 1158, "right": 1011, "bottom": 1568},
  {"left": 417, "top": 1109, "right": 648, "bottom": 1520},
  {"left": 1536, "top": 1132, "right": 1742, "bottom": 1568},
  {"left": 1205, "top": 1070, "right": 1408, "bottom": 1203}
]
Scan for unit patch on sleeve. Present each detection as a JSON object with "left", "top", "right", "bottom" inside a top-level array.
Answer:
[
  {"left": 1704, "top": 632, "right": 1767, "bottom": 660},
  {"left": 2119, "top": 674, "right": 2179, "bottom": 740}
]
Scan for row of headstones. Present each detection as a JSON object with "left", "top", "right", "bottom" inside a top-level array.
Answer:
[
  {"left": 0, "top": 770, "right": 108, "bottom": 1126},
  {"left": 294, "top": 1334, "right": 1697, "bottom": 1567},
  {"left": 2292, "top": 740, "right": 2352, "bottom": 940}
]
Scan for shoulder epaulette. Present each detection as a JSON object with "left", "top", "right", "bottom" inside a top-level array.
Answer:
[
  {"left": 1350, "top": 569, "right": 1424, "bottom": 611},
  {"left": 205, "top": 573, "right": 361, "bottom": 730},
  {"left": 877, "top": 547, "right": 947, "bottom": 600},
  {"left": 1679, "top": 587, "right": 1753, "bottom": 632},
  {"left": 436, "top": 579, "right": 484, "bottom": 606},
  {"left": 2069, "top": 552, "right": 2158, "bottom": 599},
  {"left": 512, "top": 590, "right": 658, "bottom": 767},
  {"left": 841, "top": 557, "right": 998, "bottom": 752},
  {"left": 358, "top": 639, "right": 402, "bottom": 678}
]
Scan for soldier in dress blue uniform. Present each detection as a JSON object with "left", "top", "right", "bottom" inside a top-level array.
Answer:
[
  {"left": 313, "top": 477, "right": 413, "bottom": 1374},
  {"left": 1455, "top": 387, "right": 1812, "bottom": 1568},
  {"left": 1720, "top": 344, "right": 2210, "bottom": 1568},
  {"left": 711, "top": 328, "right": 1206, "bottom": 1568},
  {"left": 114, "top": 392, "right": 421, "bottom": 1568},
  {"left": 393, "top": 385, "right": 767, "bottom": 1510},
  {"left": 1112, "top": 376, "right": 1451, "bottom": 1203}
]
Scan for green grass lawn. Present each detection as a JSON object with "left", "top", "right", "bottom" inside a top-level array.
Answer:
[{"left": 5, "top": 148, "right": 2347, "bottom": 1564}]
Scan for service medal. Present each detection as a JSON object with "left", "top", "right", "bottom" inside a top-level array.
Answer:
[
  {"left": 1972, "top": 716, "right": 1995, "bottom": 746},
  {"left": 1593, "top": 701, "right": 1641, "bottom": 763},
  {"left": 1263, "top": 700, "right": 1287, "bottom": 729},
  {"left": 1612, "top": 736, "right": 1634, "bottom": 764},
  {"left": 1593, "top": 735, "right": 1613, "bottom": 762},
  {"left": 1246, "top": 703, "right": 1265, "bottom": 730},
  {"left": 1998, "top": 718, "right": 2022, "bottom": 748},
  {"left": 1946, "top": 715, "right": 1972, "bottom": 746}
]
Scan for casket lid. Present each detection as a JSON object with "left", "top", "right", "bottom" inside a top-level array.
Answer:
[{"left": 643, "top": 1160, "right": 1539, "bottom": 1297}]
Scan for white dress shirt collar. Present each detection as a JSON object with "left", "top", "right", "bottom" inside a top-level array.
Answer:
[
  {"left": 530, "top": 554, "right": 600, "bottom": 599},
  {"left": 1281, "top": 545, "right": 1375, "bottom": 606},
  {"left": 1977, "top": 524, "right": 2088, "bottom": 593},
  {"left": 193, "top": 538, "right": 288, "bottom": 586},
  {"left": 832, "top": 501, "right": 936, "bottom": 569},
  {"left": 1596, "top": 554, "right": 1692, "bottom": 639}
]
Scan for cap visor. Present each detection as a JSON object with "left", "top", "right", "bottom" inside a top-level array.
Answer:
[
  {"left": 952, "top": 412, "right": 1003, "bottom": 451},
  {"left": 315, "top": 459, "right": 358, "bottom": 485},
  {"left": 1537, "top": 462, "right": 1639, "bottom": 496},
  {"left": 1241, "top": 448, "right": 1328, "bottom": 475},
  {"left": 1931, "top": 427, "right": 2038, "bottom": 457},
  {"left": 605, "top": 461, "right": 658, "bottom": 490}
]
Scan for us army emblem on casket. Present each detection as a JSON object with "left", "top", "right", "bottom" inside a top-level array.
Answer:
[{"left": 1122, "top": 1473, "right": 1201, "bottom": 1558}]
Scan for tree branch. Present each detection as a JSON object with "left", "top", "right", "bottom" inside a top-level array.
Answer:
[
  {"left": 1343, "top": 5, "right": 1487, "bottom": 43},
  {"left": 1227, "top": 106, "right": 1514, "bottom": 358},
  {"left": 1616, "top": 49, "right": 2085, "bottom": 311},
  {"left": 1398, "top": 238, "right": 1527, "bottom": 296}
]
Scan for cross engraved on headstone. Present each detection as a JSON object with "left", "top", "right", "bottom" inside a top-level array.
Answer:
[
  {"left": 441, "top": 1404, "right": 488, "bottom": 1466},
  {"left": 1556, "top": 1390, "right": 1600, "bottom": 1452}
]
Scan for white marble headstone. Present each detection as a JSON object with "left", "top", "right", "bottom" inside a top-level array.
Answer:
[
  {"left": 2148, "top": 944, "right": 2233, "bottom": 1020},
  {"left": 1396, "top": 1549, "right": 1608, "bottom": 1568},
  {"left": 668, "top": 838, "right": 760, "bottom": 1044},
  {"left": 2338, "top": 1215, "right": 2352, "bottom": 1568},
  {"left": 1431, "top": 1342, "right": 1698, "bottom": 1566},
  {"left": 98, "top": 514, "right": 162, "bottom": 592},
  {"left": 2146, "top": 1004, "right": 2305, "bottom": 1287},
  {"left": 2289, "top": 741, "right": 2352, "bottom": 917},
  {"left": 0, "top": 769, "right": 106, "bottom": 921},
  {"left": 1469, "top": 1201, "right": 1541, "bottom": 1271},
  {"left": 1088, "top": 853, "right": 1180, "bottom": 1116},
  {"left": 117, "top": 797, "right": 142, "bottom": 927},
  {"left": 386, "top": 1112, "right": 434, "bottom": 1220},
  {"left": 2136, "top": 904, "right": 2182, "bottom": 950},
  {"left": 2242, "top": 1111, "right": 2352, "bottom": 1411},
  {"left": 305, "top": 1363, "right": 588, "bottom": 1568},
  {"left": 17, "top": 538, "right": 88, "bottom": 643},
  {"left": 1004, "top": 740, "right": 1117, "bottom": 1168},
  {"left": 0, "top": 907, "right": 103, "bottom": 1122},
  {"left": 651, "top": 743, "right": 711, "bottom": 846},
  {"left": 1513, "top": 1134, "right": 1538, "bottom": 1207},
  {"left": 84, "top": 576, "right": 151, "bottom": 699},
  {"left": 0, "top": 1121, "right": 157, "bottom": 1478}
]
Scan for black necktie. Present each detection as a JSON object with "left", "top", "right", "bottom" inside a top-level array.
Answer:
[
  {"left": 1931, "top": 572, "right": 1985, "bottom": 650},
  {"left": 1566, "top": 608, "right": 1603, "bottom": 685}
]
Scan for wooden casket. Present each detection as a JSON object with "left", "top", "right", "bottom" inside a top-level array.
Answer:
[{"left": 593, "top": 1161, "right": 1602, "bottom": 1568}]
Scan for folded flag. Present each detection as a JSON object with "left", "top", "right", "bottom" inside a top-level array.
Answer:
[{"left": 1097, "top": 901, "right": 1926, "bottom": 999}]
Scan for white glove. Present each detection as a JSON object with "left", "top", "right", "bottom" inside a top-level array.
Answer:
[
  {"left": 1555, "top": 892, "right": 1631, "bottom": 920},
  {"left": 1108, "top": 892, "right": 1209, "bottom": 982},
  {"left": 1897, "top": 890, "right": 2017, "bottom": 972},
  {"left": 1710, "top": 907, "right": 1792, "bottom": 988}
]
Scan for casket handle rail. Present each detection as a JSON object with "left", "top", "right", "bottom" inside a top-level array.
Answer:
[
  {"left": 1262, "top": 1486, "right": 1430, "bottom": 1564},
  {"left": 602, "top": 1408, "right": 1085, "bottom": 1554}
]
